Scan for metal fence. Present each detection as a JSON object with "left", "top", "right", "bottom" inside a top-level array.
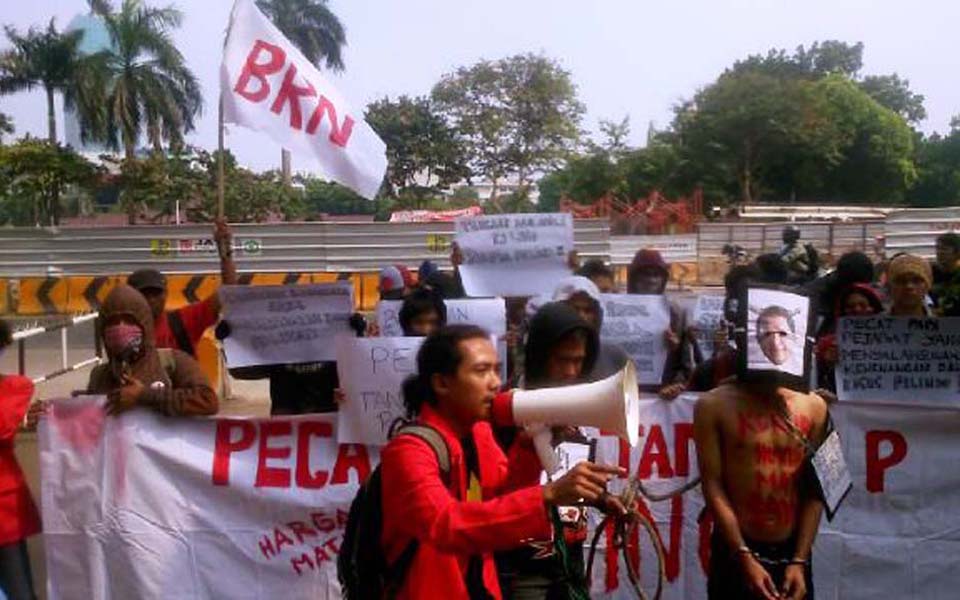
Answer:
[
  {"left": 0, "top": 219, "right": 611, "bottom": 277},
  {"left": 697, "top": 221, "right": 886, "bottom": 258},
  {"left": 12, "top": 312, "right": 101, "bottom": 384}
]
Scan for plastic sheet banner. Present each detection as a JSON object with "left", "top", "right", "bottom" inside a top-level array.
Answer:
[
  {"left": 39, "top": 396, "right": 958, "bottom": 599},
  {"left": 40, "top": 396, "right": 376, "bottom": 600}
]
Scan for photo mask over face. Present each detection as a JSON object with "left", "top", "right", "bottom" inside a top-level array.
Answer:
[{"left": 735, "top": 285, "right": 814, "bottom": 391}]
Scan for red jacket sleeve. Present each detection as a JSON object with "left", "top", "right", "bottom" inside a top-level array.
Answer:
[
  {"left": 0, "top": 376, "right": 34, "bottom": 440},
  {"left": 496, "top": 434, "right": 545, "bottom": 494},
  {"left": 381, "top": 434, "right": 551, "bottom": 556},
  {"left": 175, "top": 296, "right": 219, "bottom": 348}
]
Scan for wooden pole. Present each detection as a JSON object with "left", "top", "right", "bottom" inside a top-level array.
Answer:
[{"left": 217, "top": 92, "right": 226, "bottom": 220}]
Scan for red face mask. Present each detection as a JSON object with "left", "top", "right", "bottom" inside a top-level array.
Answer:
[{"left": 103, "top": 322, "right": 144, "bottom": 361}]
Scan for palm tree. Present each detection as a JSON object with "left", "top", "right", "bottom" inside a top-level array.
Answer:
[
  {"left": 0, "top": 20, "right": 90, "bottom": 144},
  {"left": 256, "top": 0, "right": 346, "bottom": 185},
  {"left": 84, "top": 0, "right": 202, "bottom": 159}
]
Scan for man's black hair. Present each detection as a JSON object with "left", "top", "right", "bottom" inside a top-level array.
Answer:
[
  {"left": 401, "top": 324, "right": 490, "bottom": 418},
  {"left": 577, "top": 259, "right": 614, "bottom": 280},
  {"left": 937, "top": 232, "right": 960, "bottom": 252},
  {"left": 398, "top": 289, "right": 447, "bottom": 336},
  {"left": 835, "top": 251, "right": 874, "bottom": 284},
  {"left": 0, "top": 318, "right": 12, "bottom": 351}
]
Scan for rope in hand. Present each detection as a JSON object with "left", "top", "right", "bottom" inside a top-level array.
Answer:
[{"left": 585, "top": 475, "right": 701, "bottom": 600}]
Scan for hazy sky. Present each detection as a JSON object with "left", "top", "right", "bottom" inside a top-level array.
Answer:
[{"left": 3, "top": 0, "right": 960, "bottom": 175}]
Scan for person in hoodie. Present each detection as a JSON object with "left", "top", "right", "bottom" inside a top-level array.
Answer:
[
  {"left": 551, "top": 276, "right": 628, "bottom": 382},
  {"left": 814, "top": 283, "right": 884, "bottom": 393},
  {"left": 626, "top": 249, "right": 693, "bottom": 394},
  {"left": 87, "top": 285, "right": 218, "bottom": 417},
  {"left": 497, "top": 302, "right": 600, "bottom": 600}
]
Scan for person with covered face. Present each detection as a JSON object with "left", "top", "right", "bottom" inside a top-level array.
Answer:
[{"left": 87, "top": 285, "right": 218, "bottom": 417}]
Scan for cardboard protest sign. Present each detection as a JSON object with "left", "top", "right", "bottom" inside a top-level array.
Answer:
[
  {"left": 221, "top": 283, "right": 354, "bottom": 367},
  {"left": 835, "top": 316, "right": 960, "bottom": 405},
  {"left": 335, "top": 337, "right": 423, "bottom": 445},
  {"left": 455, "top": 213, "right": 573, "bottom": 297},
  {"left": 690, "top": 294, "right": 725, "bottom": 358},
  {"left": 737, "top": 286, "right": 813, "bottom": 390},
  {"left": 599, "top": 294, "right": 671, "bottom": 385},
  {"left": 376, "top": 298, "right": 507, "bottom": 339}
]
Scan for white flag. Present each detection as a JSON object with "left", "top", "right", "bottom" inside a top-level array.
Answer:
[{"left": 220, "top": 0, "right": 387, "bottom": 198}]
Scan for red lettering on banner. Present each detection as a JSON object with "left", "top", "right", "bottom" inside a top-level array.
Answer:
[
  {"left": 234, "top": 40, "right": 286, "bottom": 102},
  {"left": 291, "top": 553, "right": 314, "bottom": 576},
  {"left": 331, "top": 444, "right": 372, "bottom": 484},
  {"left": 255, "top": 421, "right": 293, "bottom": 487},
  {"left": 866, "top": 430, "right": 908, "bottom": 493},
  {"left": 603, "top": 495, "right": 687, "bottom": 589},
  {"left": 212, "top": 420, "right": 256, "bottom": 485},
  {"left": 638, "top": 425, "right": 674, "bottom": 479},
  {"left": 232, "top": 40, "right": 355, "bottom": 147},
  {"left": 296, "top": 421, "right": 333, "bottom": 488},
  {"left": 305, "top": 96, "right": 355, "bottom": 147},
  {"left": 674, "top": 423, "right": 694, "bottom": 477},
  {"left": 259, "top": 535, "right": 276, "bottom": 559},
  {"left": 697, "top": 510, "right": 714, "bottom": 574},
  {"left": 270, "top": 63, "right": 316, "bottom": 129},
  {"left": 323, "top": 536, "right": 340, "bottom": 554},
  {"left": 313, "top": 545, "right": 331, "bottom": 563},
  {"left": 274, "top": 527, "right": 295, "bottom": 552},
  {"left": 310, "top": 511, "right": 337, "bottom": 533},
  {"left": 288, "top": 521, "right": 318, "bottom": 544}
]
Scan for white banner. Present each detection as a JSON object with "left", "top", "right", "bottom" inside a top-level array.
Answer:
[
  {"left": 376, "top": 298, "right": 507, "bottom": 339},
  {"left": 221, "top": 283, "right": 354, "bottom": 367},
  {"left": 40, "top": 396, "right": 377, "bottom": 600},
  {"left": 455, "top": 213, "right": 574, "bottom": 297},
  {"left": 836, "top": 316, "right": 960, "bottom": 405},
  {"left": 221, "top": 0, "right": 387, "bottom": 199},
  {"left": 599, "top": 294, "right": 671, "bottom": 385},
  {"left": 41, "top": 397, "right": 960, "bottom": 599},
  {"left": 335, "top": 337, "right": 423, "bottom": 445}
]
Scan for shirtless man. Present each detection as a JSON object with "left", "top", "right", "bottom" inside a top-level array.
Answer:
[{"left": 694, "top": 382, "right": 828, "bottom": 600}]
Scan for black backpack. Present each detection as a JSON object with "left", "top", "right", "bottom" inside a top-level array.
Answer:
[{"left": 338, "top": 424, "right": 450, "bottom": 599}]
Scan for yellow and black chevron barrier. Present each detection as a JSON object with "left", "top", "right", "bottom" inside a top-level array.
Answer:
[{"left": 3, "top": 271, "right": 383, "bottom": 316}]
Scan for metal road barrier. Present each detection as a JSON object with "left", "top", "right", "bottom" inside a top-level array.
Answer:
[
  {"left": 12, "top": 312, "right": 102, "bottom": 384},
  {"left": 0, "top": 219, "right": 611, "bottom": 276},
  {"left": 883, "top": 207, "right": 960, "bottom": 257},
  {"left": 697, "top": 220, "right": 886, "bottom": 258}
]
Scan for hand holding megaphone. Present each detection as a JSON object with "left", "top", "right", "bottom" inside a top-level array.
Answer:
[{"left": 492, "top": 362, "right": 641, "bottom": 474}]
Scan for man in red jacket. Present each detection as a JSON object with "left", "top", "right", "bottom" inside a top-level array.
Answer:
[
  {"left": 380, "top": 324, "right": 624, "bottom": 599},
  {"left": 127, "top": 219, "right": 237, "bottom": 357},
  {"left": 0, "top": 319, "right": 41, "bottom": 600}
]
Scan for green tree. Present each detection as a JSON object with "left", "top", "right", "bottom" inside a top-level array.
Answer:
[
  {"left": 0, "top": 137, "right": 100, "bottom": 226},
  {"left": 432, "top": 53, "right": 584, "bottom": 199},
  {"left": 909, "top": 128, "right": 960, "bottom": 207},
  {"left": 83, "top": 0, "right": 202, "bottom": 158},
  {"left": 365, "top": 95, "right": 468, "bottom": 195},
  {"left": 0, "top": 20, "right": 98, "bottom": 143},
  {"left": 302, "top": 177, "right": 372, "bottom": 216},
  {"left": 859, "top": 74, "right": 926, "bottom": 124},
  {"left": 257, "top": 0, "right": 346, "bottom": 185},
  {"left": 0, "top": 113, "right": 13, "bottom": 143}
]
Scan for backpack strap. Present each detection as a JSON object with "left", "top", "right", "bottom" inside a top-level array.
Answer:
[
  {"left": 395, "top": 424, "right": 451, "bottom": 483},
  {"left": 166, "top": 310, "right": 195, "bottom": 357}
]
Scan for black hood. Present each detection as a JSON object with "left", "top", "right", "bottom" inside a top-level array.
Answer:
[{"left": 524, "top": 301, "right": 599, "bottom": 389}]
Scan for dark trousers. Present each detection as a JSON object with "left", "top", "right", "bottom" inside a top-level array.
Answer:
[
  {"left": 707, "top": 530, "right": 814, "bottom": 600},
  {"left": 0, "top": 540, "right": 37, "bottom": 600}
]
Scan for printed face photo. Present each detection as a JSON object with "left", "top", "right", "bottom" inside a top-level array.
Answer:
[{"left": 746, "top": 289, "right": 808, "bottom": 377}]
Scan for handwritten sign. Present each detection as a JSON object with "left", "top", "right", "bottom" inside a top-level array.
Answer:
[
  {"left": 690, "top": 294, "right": 725, "bottom": 358},
  {"left": 599, "top": 294, "right": 671, "bottom": 385},
  {"left": 836, "top": 316, "right": 960, "bottom": 406},
  {"left": 336, "top": 337, "right": 424, "bottom": 445},
  {"left": 455, "top": 213, "right": 573, "bottom": 297},
  {"left": 375, "top": 300, "right": 404, "bottom": 337},
  {"left": 221, "top": 283, "right": 354, "bottom": 367}
]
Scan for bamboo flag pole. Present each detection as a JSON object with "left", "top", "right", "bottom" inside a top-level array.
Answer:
[{"left": 217, "top": 92, "right": 226, "bottom": 221}]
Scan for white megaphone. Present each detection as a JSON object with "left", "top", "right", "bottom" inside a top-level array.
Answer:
[{"left": 493, "top": 362, "right": 640, "bottom": 474}]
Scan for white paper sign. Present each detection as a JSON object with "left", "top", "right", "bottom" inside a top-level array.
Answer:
[
  {"left": 376, "top": 298, "right": 507, "bottom": 338},
  {"left": 221, "top": 0, "right": 387, "bottom": 198},
  {"left": 336, "top": 337, "right": 423, "bottom": 445},
  {"left": 221, "top": 283, "right": 354, "bottom": 367},
  {"left": 836, "top": 316, "right": 960, "bottom": 405},
  {"left": 455, "top": 213, "right": 574, "bottom": 297},
  {"left": 600, "top": 294, "right": 671, "bottom": 385},
  {"left": 375, "top": 300, "right": 403, "bottom": 337},
  {"left": 690, "top": 294, "right": 725, "bottom": 358}
]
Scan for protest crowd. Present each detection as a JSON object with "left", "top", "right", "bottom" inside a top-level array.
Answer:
[{"left": 2, "top": 211, "right": 958, "bottom": 600}]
